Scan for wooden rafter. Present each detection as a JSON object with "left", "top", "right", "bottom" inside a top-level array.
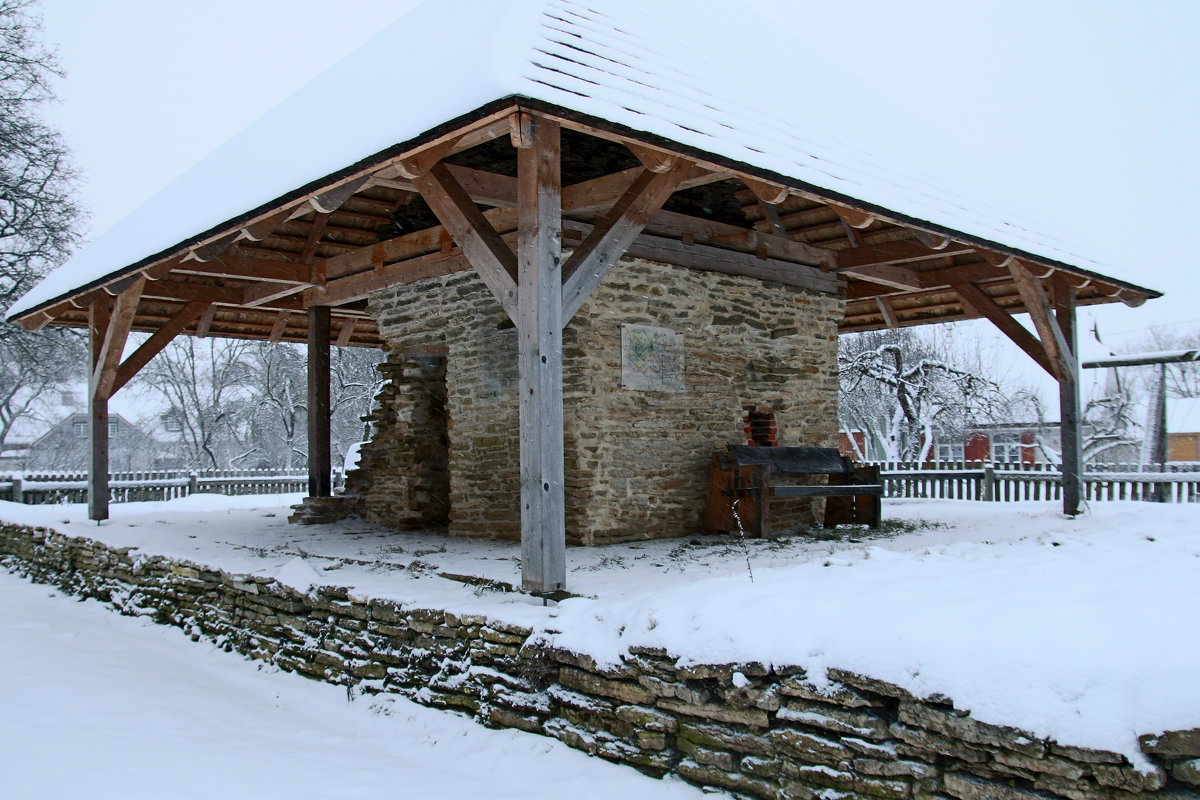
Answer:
[
  {"left": 951, "top": 278, "right": 1058, "bottom": 379},
  {"left": 562, "top": 164, "right": 688, "bottom": 321},
  {"left": 875, "top": 296, "right": 899, "bottom": 329},
  {"left": 91, "top": 275, "right": 146, "bottom": 400},
  {"left": 1008, "top": 261, "right": 1075, "bottom": 378},
  {"left": 111, "top": 300, "right": 210, "bottom": 395},
  {"left": 839, "top": 263, "right": 922, "bottom": 291},
  {"left": 412, "top": 162, "right": 518, "bottom": 319}
]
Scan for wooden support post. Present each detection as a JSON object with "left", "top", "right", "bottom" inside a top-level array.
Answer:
[
  {"left": 1054, "top": 281, "right": 1083, "bottom": 516},
  {"left": 515, "top": 115, "right": 566, "bottom": 594},
  {"left": 88, "top": 297, "right": 113, "bottom": 521},
  {"left": 307, "top": 306, "right": 332, "bottom": 498}
]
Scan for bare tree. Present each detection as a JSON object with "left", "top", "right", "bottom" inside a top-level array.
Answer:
[
  {"left": 243, "top": 342, "right": 307, "bottom": 469},
  {"left": 0, "top": 0, "right": 85, "bottom": 452},
  {"left": 839, "top": 328, "right": 1012, "bottom": 462},
  {"left": 135, "top": 338, "right": 255, "bottom": 469},
  {"left": 330, "top": 346, "right": 384, "bottom": 468}
]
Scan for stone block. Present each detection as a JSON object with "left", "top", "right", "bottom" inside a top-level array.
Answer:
[
  {"left": 770, "top": 726, "right": 857, "bottom": 765},
  {"left": 779, "top": 700, "right": 891, "bottom": 739},
  {"left": 658, "top": 698, "right": 770, "bottom": 729},
  {"left": 560, "top": 667, "right": 653, "bottom": 706},
  {"left": 898, "top": 703, "right": 1045, "bottom": 759},
  {"left": 943, "top": 772, "right": 1045, "bottom": 800},
  {"left": 1170, "top": 758, "right": 1200, "bottom": 786},
  {"left": 1139, "top": 728, "right": 1200, "bottom": 758}
]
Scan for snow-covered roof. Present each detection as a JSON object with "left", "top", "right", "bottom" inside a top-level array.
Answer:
[{"left": 10, "top": 0, "right": 1157, "bottom": 319}]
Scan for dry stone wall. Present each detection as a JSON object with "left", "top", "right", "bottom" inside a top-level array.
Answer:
[
  {"left": 3, "top": 523, "right": 1196, "bottom": 800},
  {"left": 356, "top": 256, "right": 843, "bottom": 544}
]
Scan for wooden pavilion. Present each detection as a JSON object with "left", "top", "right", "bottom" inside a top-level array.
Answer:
[{"left": 8, "top": 0, "right": 1159, "bottom": 592}]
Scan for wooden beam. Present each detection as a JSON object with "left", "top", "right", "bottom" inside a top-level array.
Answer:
[
  {"left": 1054, "top": 277, "right": 1083, "bottom": 516},
  {"left": 309, "top": 174, "right": 373, "bottom": 214},
  {"left": 516, "top": 116, "right": 567, "bottom": 594},
  {"left": 395, "top": 137, "right": 462, "bottom": 179},
  {"left": 111, "top": 301, "right": 209, "bottom": 395},
  {"left": 88, "top": 296, "right": 112, "bottom": 522},
  {"left": 952, "top": 279, "right": 1058, "bottom": 378},
  {"left": 335, "top": 318, "right": 358, "bottom": 348},
  {"left": 1008, "top": 262, "right": 1075, "bottom": 378},
  {"left": 837, "top": 240, "right": 975, "bottom": 270},
  {"left": 91, "top": 275, "right": 145, "bottom": 401},
  {"left": 186, "top": 232, "right": 241, "bottom": 263},
  {"left": 840, "top": 263, "right": 923, "bottom": 291},
  {"left": 626, "top": 142, "right": 678, "bottom": 174},
  {"left": 742, "top": 177, "right": 789, "bottom": 205},
  {"left": 562, "top": 164, "right": 687, "bottom": 321},
  {"left": 618, "top": 230, "right": 842, "bottom": 294},
  {"left": 412, "top": 162, "right": 518, "bottom": 319},
  {"left": 195, "top": 304, "right": 217, "bottom": 338},
  {"left": 299, "top": 213, "right": 330, "bottom": 265},
  {"left": 829, "top": 203, "right": 875, "bottom": 229},
  {"left": 172, "top": 256, "right": 311, "bottom": 284},
  {"left": 876, "top": 296, "right": 899, "bottom": 329},
  {"left": 15, "top": 310, "right": 51, "bottom": 332},
  {"left": 268, "top": 312, "right": 291, "bottom": 343},
  {"left": 307, "top": 307, "right": 332, "bottom": 498},
  {"left": 913, "top": 231, "right": 952, "bottom": 250}
]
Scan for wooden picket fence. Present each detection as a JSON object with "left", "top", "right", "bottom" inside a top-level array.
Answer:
[
  {"left": 868, "top": 461, "right": 1200, "bottom": 504},
  {"left": 0, "top": 469, "right": 320, "bottom": 505}
]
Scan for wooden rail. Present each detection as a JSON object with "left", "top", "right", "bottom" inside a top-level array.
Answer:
[
  {"left": 0, "top": 469, "right": 321, "bottom": 505},
  {"left": 868, "top": 461, "right": 1200, "bottom": 504}
]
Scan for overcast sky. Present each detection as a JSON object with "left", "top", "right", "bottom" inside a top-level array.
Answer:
[{"left": 35, "top": 0, "right": 1200, "bottom": 401}]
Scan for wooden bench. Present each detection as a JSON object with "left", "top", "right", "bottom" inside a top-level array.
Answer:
[{"left": 704, "top": 446, "right": 882, "bottom": 536}]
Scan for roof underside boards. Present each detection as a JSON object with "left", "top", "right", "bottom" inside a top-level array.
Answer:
[{"left": 10, "top": 0, "right": 1160, "bottom": 347}]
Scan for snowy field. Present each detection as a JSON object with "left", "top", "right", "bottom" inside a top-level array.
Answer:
[
  {"left": 0, "top": 571, "right": 707, "bottom": 799},
  {"left": 1, "top": 494, "right": 1198, "bottom": 767}
]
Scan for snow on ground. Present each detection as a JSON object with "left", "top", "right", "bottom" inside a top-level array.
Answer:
[
  {"left": 0, "top": 570, "right": 708, "bottom": 800},
  {"left": 1, "top": 494, "right": 1198, "bottom": 764}
]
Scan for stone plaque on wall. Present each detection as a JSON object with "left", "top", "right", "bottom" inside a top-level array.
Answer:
[{"left": 621, "top": 324, "right": 684, "bottom": 391}]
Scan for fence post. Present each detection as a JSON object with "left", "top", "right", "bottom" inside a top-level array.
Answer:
[
  {"left": 188, "top": 471, "right": 198, "bottom": 496},
  {"left": 981, "top": 466, "right": 995, "bottom": 502},
  {"left": 12, "top": 474, "right": 23, "bottom": 504}
]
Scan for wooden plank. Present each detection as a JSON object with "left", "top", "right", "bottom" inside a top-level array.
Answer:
[
  {"left": 626, "top": 142, "right": 678, "bottom": 173},
  {"left": 298, "top": 213, "right": 330, "bottom": 264},
  {"left": 952, "top": 279, "right": 1058, "bottom": 378},
  {"left": 112, "top": 300, "right": 209, "bottom": 394},
  {"left": 618, "top": 231, "right": 842, "bottom": 294},
  {"left": 876, "top": 296, "right": 899, "bottom": 329},
  {"left": 88, "top": 297, "right": 112, "bottom": 522},
  {"left": 92, "top": 275, "right": 145, "bottom": 400},
  {"left": 243, "top": 280, "right": 313, "bottom": 308},
  {"left": 742, "top": 177, "right": 789, "bottom": 205},
  {"left": 195, "top": 304, "right": 217, "bottom": 338},
  {"left": 562, "top": 165, "right": 686, "bottom": 321},
  {"left": 412, "top": 162, "right": 518, "bottom": 320},
  {"left": 307, "top": 307, "right": 332, "bottom": 498},
  {"left": 649, "top": 209, "right": 832, "bottom": 267},
  {"left": 309, "top": 173, "right": 373, "bottom": 213},
  {"left": 1009, "top": 261, "right": 1075, "bottom": 378},
  {"left": 268, "top": 312, "right": 291, "bottom": 343},
  {"left": 517, "top": 116, "right": 567, "bottom": 594},
  {"left": 840, "top": 263, "right": 922, "bottom": 291},
  {"left": 335, "top": 318, "right": 358, "bottom": 348},
  {"left": 829, "top": 203, "right": 875, "bottom": 229}
]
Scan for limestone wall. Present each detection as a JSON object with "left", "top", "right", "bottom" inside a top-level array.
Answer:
[
  {"left": 358, "top": 257, "right": 843, "bottom": 543},
  {"left": 3, "top": 523, "right": 1196, "bottom": 800}
]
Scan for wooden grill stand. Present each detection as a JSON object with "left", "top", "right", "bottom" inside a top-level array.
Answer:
[{"left": 705, "top": 446, "right": 883, "bottom": 536}]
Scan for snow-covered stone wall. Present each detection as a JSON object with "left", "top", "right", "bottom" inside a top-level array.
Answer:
[
  {"left": 3, "top": 523, "right": 1197, "bottom": 800},
  {"left": 350, "top": 256, "right": 843, "bottom": 544}
]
